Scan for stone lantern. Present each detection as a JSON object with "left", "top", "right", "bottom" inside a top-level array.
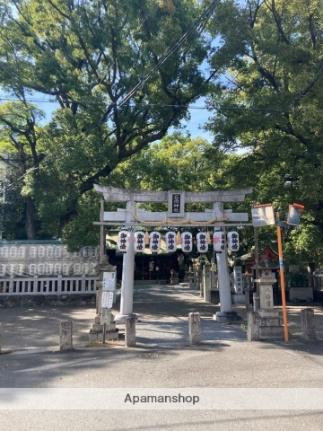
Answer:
[{"left": 248, "top": 268, "right": 282, "bottom": 341}]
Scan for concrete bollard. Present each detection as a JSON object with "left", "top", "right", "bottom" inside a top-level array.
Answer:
[
  {"left": 247, "top": 311, "right": 258, "bottom": 342},
  {"left": 88, "top": 330, "right": 98, "bottom": 345},
  {"left": 59, "top": 320, "right": 73, "bottom": 351},
  {"left": 125, "top": 315, "right": 136, "bottom": 347},
  {"left": 188, "top": 312, "right": 201, "bottom": 345},
  {"left": 300, "top": 308, "right": 316, "bottom": 340}
]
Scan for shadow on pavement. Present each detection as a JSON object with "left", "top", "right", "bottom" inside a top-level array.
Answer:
[{"left": 112, "top": 411, "right": 323, "bottom": 431}]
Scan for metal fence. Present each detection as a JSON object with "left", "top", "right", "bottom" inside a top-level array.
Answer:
[{"left": 0, "top": 275, "right": 97, "bottom": 296}]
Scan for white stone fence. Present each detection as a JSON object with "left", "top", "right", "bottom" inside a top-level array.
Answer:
[
  {"left": 0, "top": 244, "right": 98, "bottom": 277},
  {"left": 0, "top": 275, "right": 97, "bottom": 296}
]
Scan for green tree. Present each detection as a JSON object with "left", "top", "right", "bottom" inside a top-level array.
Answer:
[
  {"left": 0, "top": 101, "right": 44, "bottom": 238},
  {"left": 206, "top": 0, "right": 323, "bottom": 266},
  {"left": 109, "top": 132, "right": 226, "bottom": 191},
  {"left": 0, "top": 0, "right": 212, "bottom": 239},
  {"left": 62, "top": 133, "right": 235, "bottom": 249}
]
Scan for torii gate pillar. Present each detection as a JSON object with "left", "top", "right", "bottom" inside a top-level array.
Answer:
[
  {"left": 213, "top": 203, "right": 233, "bottom": 320},
  {"left": 118, "top": 201, "right": 135, "bottom": 320},
  {"left": 216, "top": 245, "right": 233, "bottom": 317}
]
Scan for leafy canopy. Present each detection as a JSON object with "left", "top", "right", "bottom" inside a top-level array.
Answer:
[
  {"left": 0, "top": 0, "right": 211, "bottom": 238},
  {"left": 206, "top": 0, "right": 323, "bottom": 265}
]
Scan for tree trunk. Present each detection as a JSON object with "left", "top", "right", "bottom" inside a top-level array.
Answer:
[{"left": 25, "top": 197, "right": 37, "bottom": 240}]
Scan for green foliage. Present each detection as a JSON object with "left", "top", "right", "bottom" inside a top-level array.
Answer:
[
  {"left": 61, "top": 191, "right": 100, "bottom": 251},
  {"left": 0, "top": 101, "right": 44, "bottom": 238},
  {"left": 109, "top": 132, "right": 226, "bottom": 191},
  {"left": 206, "top": 0, "right": 323, "bottom": 266},
  {"left": 0, "top": 0, "right": 211, "bottom": 242}
]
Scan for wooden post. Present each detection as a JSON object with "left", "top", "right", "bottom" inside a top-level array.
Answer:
[{"left": 276, "top": 224, "right": 289, "bottom": 342}]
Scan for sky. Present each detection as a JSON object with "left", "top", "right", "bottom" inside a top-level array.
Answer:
[
  {"left": 177, "top": 99, "right": 214, "bottom": 141},
  {"left": 0, "top": 91, "right": 214, "bottom": 142}
]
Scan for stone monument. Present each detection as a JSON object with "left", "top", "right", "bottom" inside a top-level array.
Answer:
[
  {"left": 247, "top": 269, "right": 282, "bottom": 341},
  {"left": 89, "top": 255, "right": 119, "bottom": 344}
]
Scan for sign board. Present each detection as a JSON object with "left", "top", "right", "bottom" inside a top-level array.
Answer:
[
  {"left": 252, "top": 204, "right": 275, "bottom": 227},
  {"left": 287, "top": 203, "right": 304, "bottom": 226},
  {"left": 233, "top": 266, "right": 243, "bottom": 295},
  {"left": 168, "top": 191, "right": 185, "bottom": 218},
  {"left": 101, "top": 291, "right": 114, "bottom": 309},
  {"left": 102, "top": 271, "right": 116, "bottom": 291}
]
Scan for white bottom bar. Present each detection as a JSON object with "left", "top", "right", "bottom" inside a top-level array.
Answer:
[{"left": 1, "top": 388, "right": 323, "bottom": 410}]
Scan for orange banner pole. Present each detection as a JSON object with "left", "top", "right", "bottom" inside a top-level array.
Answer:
[{"left": 276, "top": 224, "right": 289, "bottom": 342}]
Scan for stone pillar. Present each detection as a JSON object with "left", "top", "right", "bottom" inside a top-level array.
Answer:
[
  {"left": 212, "top": 205, "right": 233, "bottom": 319},
  {"left": 125, "top": 315, "right": 136, "bottom": 347},
  {"left": 300, "top": 308, "right": 316, "bottom": 340},
  {"left": 232, "top": 266, "right": 245, "bottom": 304},
  {"left": 253, "top": 291, "right": 260, "bottom": 312},
  {"left": 203, "top": 265, "right": 212, "bottom": 303},
  {"left": 215, "top": 248, "right": 233, "bottom": 316},
  {"left": 247, "top": 311, "right": 258, "bottom": 342},
  {"left": 57, "top": 274, "right": 62, "bottom": 295},
  {"left": 243, "top": 274, "right": 252, "bottom": 309},
  {"left": 99, "top": 199, "right": 105, "bottom": 262},
  {"left": 119, "top": 200, "right": 135, "bottom": 319},
  {"left": 188, "top": 312, "right": 201, "bottom": 345},
  {"left": 192, "top": 261, "right": 199, "bottom": 290},
  {"left": 120, "top": 231, "right": 135, "bottom": 317},
  {"left": 200, "top": 265, "right": 204, "bottom": 297},
  {"left": 59, "top": 320, "right": 73, "bottom": 351}
]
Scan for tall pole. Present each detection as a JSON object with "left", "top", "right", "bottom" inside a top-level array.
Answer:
[
  {"left": 119, "top": 200, "right": 135, "bottom": 318},
  {"left": 253, "top": 227, "right": 260, "bottom": 311},
  {"left": 254, "top": 227, "right": 260, "bottom": 280},
  {"left": 99, "top": 199, "right": 105, "bottom": 262},
  {"left": 276, "top": 224, "right": 289, "bottom": 342}
]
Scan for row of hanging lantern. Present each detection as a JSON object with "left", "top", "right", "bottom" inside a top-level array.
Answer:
[{"left": 117, "top": 230, "right": 240, "bottom": 254}]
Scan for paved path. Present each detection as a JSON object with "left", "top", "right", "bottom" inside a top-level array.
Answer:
[
  {"left": 0, "top": 282, "right": 246, "bottom": 353},
  {"left": 1, "top": 282, "right": 323, "bottom": 352},
  {"left": 132, "top": 283, "right": 245, "bottom": 348}
]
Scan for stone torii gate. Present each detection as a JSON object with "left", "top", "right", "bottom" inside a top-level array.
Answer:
[{"left": 94, "top": 185, "right": 252, "bottom": 321}]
